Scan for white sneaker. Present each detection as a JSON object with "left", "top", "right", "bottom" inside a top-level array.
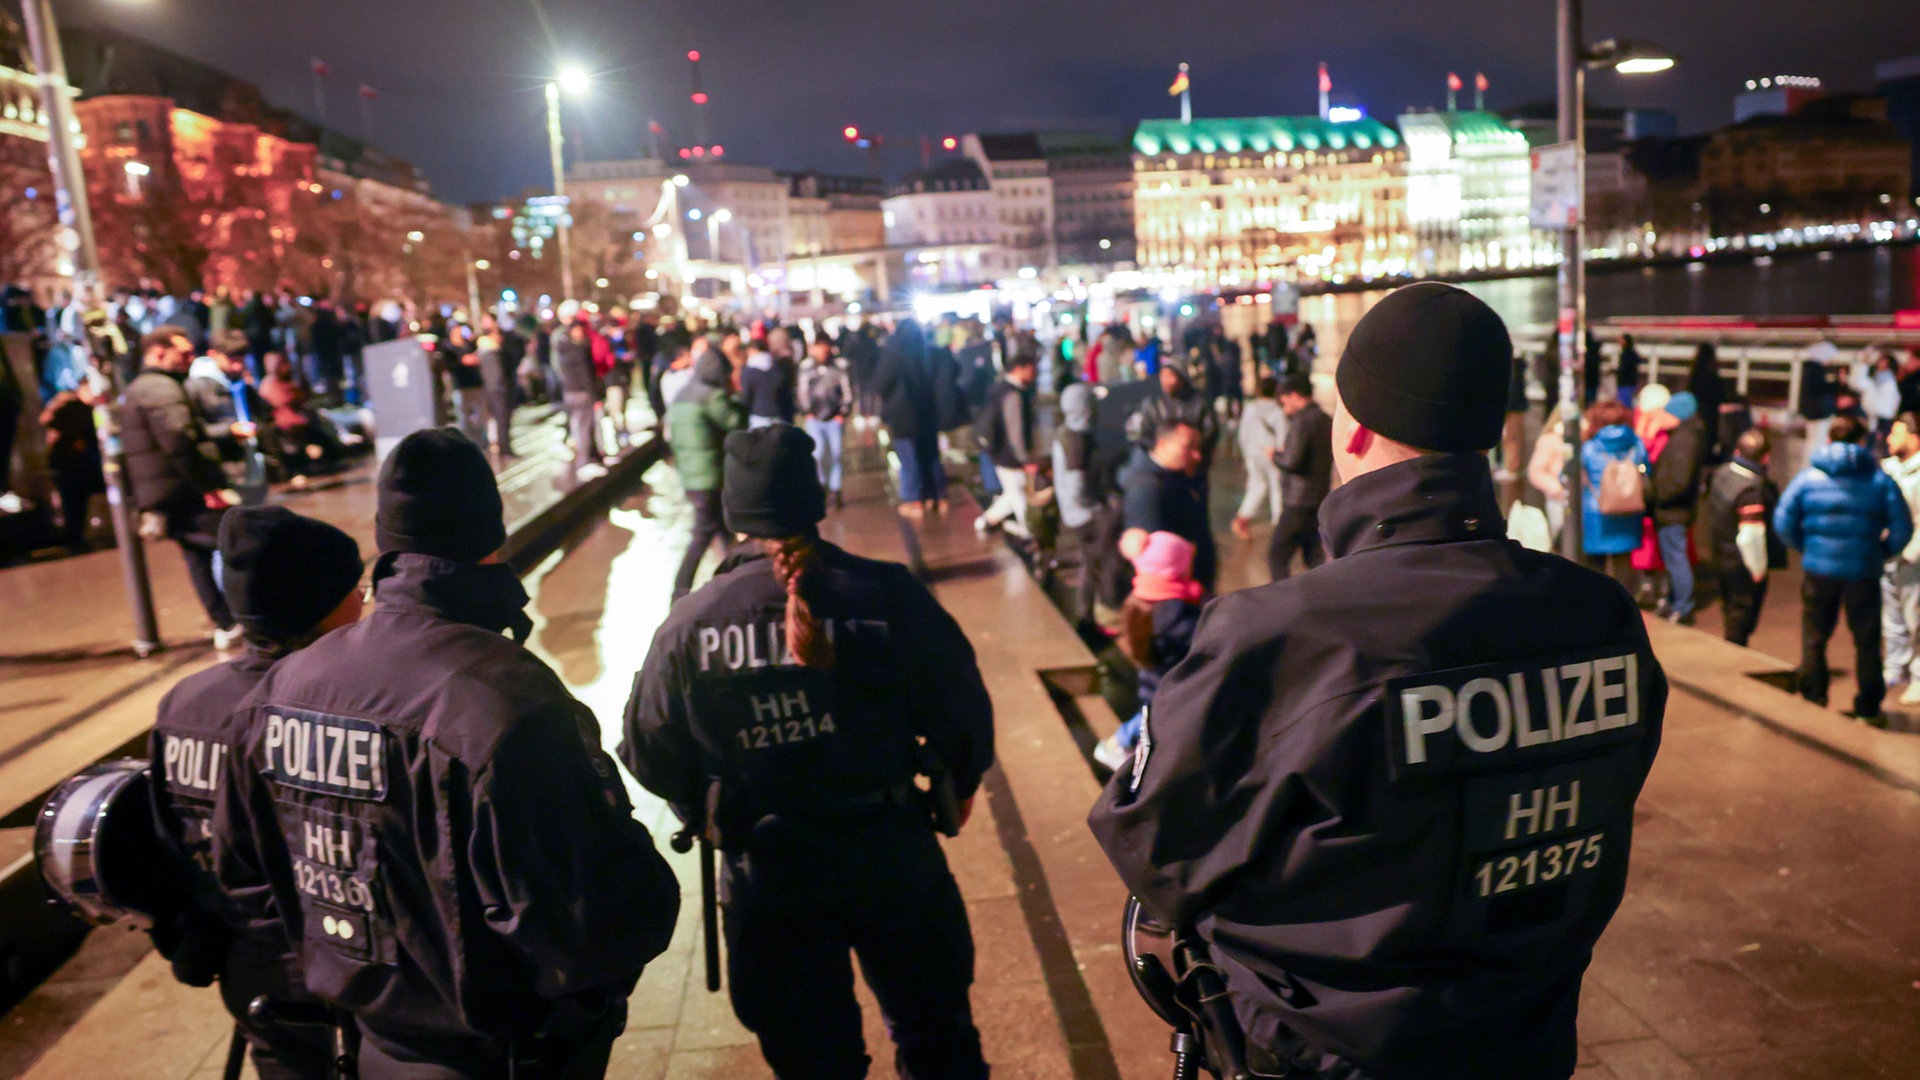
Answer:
[
  {"left": 577, "top": 463, "right": 608, "bottom": 481},
  {"left": 212, "top": 625, "right": 243, "bottom": 651},
  {"left": 0, "top": 491, "right": 23, "bottom": 514},
  {"left": 973, "top": 515, "right": 993, "bottom": 536},
  {"left": 1093, "top": 732, "right": 1132, "bottom": 771},
  {"left": 1900, "top": 683, "right": 1920, "bottom": 708}
]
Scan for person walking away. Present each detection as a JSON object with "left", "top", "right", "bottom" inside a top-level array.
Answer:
[
  {"left": 799, "top": 334, "right": 852, "bottom": 510},
  {"left": 554, "top": 320, "right": 603, "bottom": 480},
  {"left": 623, "top": 425, "right": 993, "bottom": 1080},
  {"left": 1267, "top": 374, "right": 1332, "bottom": 581},
  {"left": 1800, "top": 340, "right": 1842, "bottom": 455},
  {"left": 119, "top": 328, "right": 240, "bottom": 648},
  {"left": 1775, "top": 413, "right": 1914, "bottom": 725},
  {"left": 212, "top": 430, "right": 680, "bottom": 1078},
  {"left": 1053, "top": 383, "right": 1105, "bottom": 626},
  {"left": 974, "top": 352, "right": 1040, "bottom": 539},
  {"left": 1579, "top": 398, "right": 1647, "bottom": 587},
  {"left": 666, "top": 348, "right": 745, "bottom": 600},
  {"left": 1091, "top": 530, "right": 1204, "bottom": 771},
  {"left": 1649, "top": 391, "right": 1708, "bottom": 624},
  {"left": 602, "top": 309, "right": 636, "bottom": 449},
  {"left": 1120, "top": 419, "right": 1215, "bottom": 592},
  {"left": 1231, "top": 375, "right": 1287, "bottom": 541},
  {"left": 740, "top": 339, "right": 794, "bottom": 430},
  {"left": 1881, "top": 413, "right": 1920, "bottom": 706},
  {"left": 1089, "top": 282, "right": 1665, "bottom": 1080},
  {"left": 873, "top": 321, "right": 945, "bottom": 518},
  {"left": 151, "top": 506, "right": 365, "bottom": 1080},
  {"left": 1703, "top": 429, "right": 1783, "bottom": 648},
  {"left": 1496, "top": 349, "right": 1530, "bottom": 482},
  {"left": 477, "top": 314, "right": 517, "bottom": 459},
  {"left": 39, "top": 374, "right": 105, "bottom": 551}
]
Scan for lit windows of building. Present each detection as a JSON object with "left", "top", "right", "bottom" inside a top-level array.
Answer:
[{"left": 1397, "top": 110, "right": 1539, "bottom": 275}]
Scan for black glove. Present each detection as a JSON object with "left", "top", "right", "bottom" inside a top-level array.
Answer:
[{"left": 150, "top": 912, "right": 229, "bottom": 988}]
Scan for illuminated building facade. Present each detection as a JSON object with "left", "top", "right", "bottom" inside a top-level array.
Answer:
[
  {"left": 882, "top": 159, "right": 997, "bottom": 288},
  {"left": 1131, "top": 116, "right": 1407, "bottom": 287},
  {"left": 1397, "top": 110, "right": 1543, "bottom": 275}
]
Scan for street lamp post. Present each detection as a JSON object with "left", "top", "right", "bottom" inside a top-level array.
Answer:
[
  {"left": 22, "top": 0, "right": 161, "bottom": 654},
  {"left": 1554, "top": 0, "right": 1674, "bottom": 560},
  {"left": 547, "top": 66, "right": 589, "bottom": 303}
]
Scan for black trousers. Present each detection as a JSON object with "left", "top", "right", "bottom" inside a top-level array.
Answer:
[
  {"left": 485, "top": 386, "right": 514, "bottom": 456},
  {"left": 1073, "top": 518, "right": 1103, "bottom": 622},
  {"left": 722, "top": 811, "right": 986, "bottom": 1080},
  {"left": 171, "top": 507, "right": 235, "bottom": 630},
  {"left": 220, "top": 939, "right": 335, "bottom": 1080},
  {"left": 354, "top": 1002, "right": 623, "bottom": 1080},
  {"left": 1799, "top": 573, "right": 1884, "bottom": 716},
  {"left": 673, "top": 489, "right": 729, "bottom": 600},
  {"left": 1267, "top": 504, "right": 1325, "bottom": 581},
  {"left": 53, "top": 465, "right": 100, "bottom": 548},
  {"left": 1718, "top": 569, "right": 1769, "bottom": 648}
]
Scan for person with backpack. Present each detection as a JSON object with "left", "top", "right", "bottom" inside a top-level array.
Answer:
[
  {"left": 1704, "top": 428, "right": 1783, "bottom": 647},
  {"left": 799, "top": 334, "right": 853, "bottom": 510},
  {"left": 1580, "top": 397, "right": 1648, "bottom": 585},
  {"left": 973, "top": 352, "right": 1039, "bottom": 539}
]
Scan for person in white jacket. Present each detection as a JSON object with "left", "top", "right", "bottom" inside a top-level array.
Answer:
[
  {"left": 1882, "top": 412, "right": 1920, "bottom": 705},
  {"left": 1230, "top": 375, "right": 1289, "bottom": 541},
  {"left": 1855, "top": 349, "right": 1902, "bottom": 448}
]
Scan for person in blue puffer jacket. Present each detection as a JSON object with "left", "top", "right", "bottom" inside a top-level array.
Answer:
[
  {"left": 1775, "top": 413, "right": 1915, "bottom": 723},
  {"left": 1578, "top": 398, "right": 1646, "bottom": 579}
]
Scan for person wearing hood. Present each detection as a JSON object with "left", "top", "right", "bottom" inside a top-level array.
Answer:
[
  {"left": 799, "top": 334, "right": 853, "bottom": 510},
  {"left": 1054, "top": 382, "right": 1105, "bottom": 624},
  {"left": 1578, "top": 397, "right": 1647, "bottom": 583},
  {"left": 1882, "top": 412, "right": 1920, "bottom": 706},
  {"left": 1124, "top": 359, "right": 1219, "bottom": 468},
  {"left": 151, "top": 507, "right": 365, "bottom": 1080},
  {"left": 211, "top": 429, "right": 680, "bottom": 1078},
  {"left": 186, "top": 330, "right": 272, "bottom": 472},
  {"left": 667, "top": 346, "right": 746, "bottom": 600},
  {"left": 740, "top": 340, "right": 796, "bottom": 429},
  {"left": 1648, "top": 391, "right": 1708, "bottom": 624},
  {"left": 1776, "top": 413, "right": 1914, "bottom": 724}
]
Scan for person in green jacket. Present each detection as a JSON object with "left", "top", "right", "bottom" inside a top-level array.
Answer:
[{"left": 669, "top": 348, "right": 746, "bottom": 599}]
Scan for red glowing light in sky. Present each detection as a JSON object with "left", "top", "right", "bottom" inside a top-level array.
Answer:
[{"left": 687, "top": 50, "right": 701, "bottom": 62}]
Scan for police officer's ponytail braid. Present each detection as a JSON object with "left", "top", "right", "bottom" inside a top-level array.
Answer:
[{"left": 768, "top": 535, "right": 834, "bottom": 669}]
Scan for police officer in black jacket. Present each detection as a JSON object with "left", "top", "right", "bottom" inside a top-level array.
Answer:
[
  {"left": 153, "top": 506, "right": 365, "bottom": 1079},
  {"left": 213, "top": 428, "right": 680, "bottom": 1079},
  {"left": 622, "top": 425, "right": 994, "bottom": 1080},
  {"left": 1090, "top": 283, "right": 1667, "bottom": 1080}
]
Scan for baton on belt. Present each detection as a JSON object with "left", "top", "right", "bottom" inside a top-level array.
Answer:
[{"left": 670, "top": 826, "right": 722, "bottom": 993}]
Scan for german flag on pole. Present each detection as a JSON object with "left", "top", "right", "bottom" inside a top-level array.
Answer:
[{"left": 1169, "top": 65, "right": 1190, "bottom": 97}]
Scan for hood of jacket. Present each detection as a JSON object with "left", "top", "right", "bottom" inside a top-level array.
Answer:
[
  {"left": 1060, "top": 383, "right": 1093, "bottom": 433},
  {"left": 370, "top": 551, "right": 533, "bottom": 641},
  {"left": 694, "top": 349, "right": 732, "bottom": 388},
  {"left": 1811, "top": 440, "right": 1877, "bottom": 478},
  {"left": 746, "top": 350, "right": 776, "bottom": 372},
  {"left": 1590, "top": 423, "right": 1638, "bottom": 454}
]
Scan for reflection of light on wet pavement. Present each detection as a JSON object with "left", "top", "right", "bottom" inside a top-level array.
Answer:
[{"left": 521, "top": 458, "right": 699, "bottom": 824}]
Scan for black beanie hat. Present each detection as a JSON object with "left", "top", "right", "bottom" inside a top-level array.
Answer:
[
  {"left": 218, "top": 506, "right": 362, "bottom": 643},
  {"left": 1333, "top": 282, "right": 1514, "bottom": 453},
  {"left": 723, "top": 425, "right": 827, "bottom": 538},
  {"left": 375, "top": 428, "right": 506, "bottom": 561}
]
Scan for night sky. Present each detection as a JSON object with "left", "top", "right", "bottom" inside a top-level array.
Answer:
[{"left": 64, "top": 0, "right": 1920, "bottom": 205}]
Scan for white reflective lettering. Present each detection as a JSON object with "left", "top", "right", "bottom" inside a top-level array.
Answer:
[
  {"left": 1455, "top": 677, "right": 1513, "bottom": 754},
  {"left": 1400, "top": 685, "right": 1455, "bottom": 764},
  {"left": 698, "top": 627, "right": 722, "bottom": 672}
]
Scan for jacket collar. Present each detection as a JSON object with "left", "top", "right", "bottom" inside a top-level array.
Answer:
[
  {"left": 1321, "top": 454, "right": 1504, "bottom": 560},
  {"left": 369, "top": 551, "right": 533, "bottom": 641}
]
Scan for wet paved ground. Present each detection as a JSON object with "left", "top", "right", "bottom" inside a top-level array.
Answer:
[{"left": 7, "top": 421, "right": 1920, "bottom": 1078}]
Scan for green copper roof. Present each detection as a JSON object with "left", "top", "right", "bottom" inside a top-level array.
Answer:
[
  {"left": 1395, "top": 110, "right": 1526, "bottom": 145},
  {"left": 1133, "top": 116, "right": 1401, "bottom": 156}
]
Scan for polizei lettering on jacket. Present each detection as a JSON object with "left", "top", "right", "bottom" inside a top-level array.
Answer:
[
  {"left": 260, "top": 709, "right": 389, "bottom": 800},
  {"left": 162, "top": 734, "right": 228, "bottom": 800},
  {"left": 694, "top": 616, "right": 890, "bottom": 677},
  {"left": 1386, "top": 648, "right": 1642, "bottom": 779}
]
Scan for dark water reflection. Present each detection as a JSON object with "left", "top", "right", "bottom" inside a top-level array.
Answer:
[{"left": 1300, "top": 244, "right": 1920, "bottom": 358}]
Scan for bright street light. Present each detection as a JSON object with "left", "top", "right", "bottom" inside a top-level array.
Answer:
[
  {"left": 557, "top": 65, "right": 590, "bottom": 95},
  {"left": 711, "top": 208, "right": 732, "bottom": 224},
  {"left": 474, "top": 258, "right": 490, "bottom": 270},
  {"left": 672, "top": 174, "right": 690, "bottom": 187},
  {"left": 687, "top": 208, "right": 703, "bottom": 221},
  {"left": 123, "top": 160, "right": 149, "bottom": 177}
]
